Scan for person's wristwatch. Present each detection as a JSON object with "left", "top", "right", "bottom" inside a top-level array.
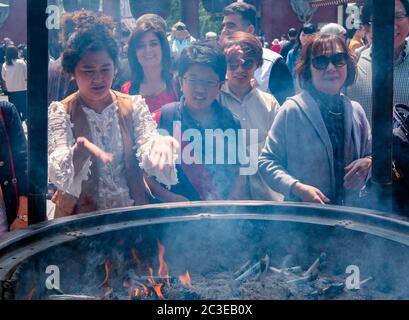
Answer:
[{"left": 17, "top": 214, "right": 28, "bottom": 222}]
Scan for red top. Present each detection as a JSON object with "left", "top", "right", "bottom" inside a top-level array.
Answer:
[
  {"left": 270, "top": 44, "right": 282, "bottom": 54},
  {"left": 121, "top": 81, "right": 178, "bottom": 114}
]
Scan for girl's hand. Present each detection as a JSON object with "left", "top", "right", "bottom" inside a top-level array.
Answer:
[
  {"left": 10, "top": 196, "right": 28, "bottom": 231},
  {"left": 224, "top": 44, "right": 244, "bottom": 65},
  {"left": 77, "top": 137, "right": 113, "bottom": 164},
  {"left": 149, "top": 136, "right": 179, "bottom": 171}
]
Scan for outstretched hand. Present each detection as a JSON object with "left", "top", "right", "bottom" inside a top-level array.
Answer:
[
  {"left": 291, "top": 182, "right": 330, "bottom": 204},
  {"left": 224, "top": 44, "right": 244, "bottom": 65},
  {"left": 77, "top": 136, "right": 113, "bottom": 164},
  {"left": 149, "top": 136, "right": 179, "bottom": 171},
  {"left": 344, "top": 157, "right": 372, "bottom": 190}
]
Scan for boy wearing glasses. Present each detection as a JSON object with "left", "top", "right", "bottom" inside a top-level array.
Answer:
[
  {"left": 218, "top": 31, "right": 282, "bottom": 201},
  {"left": 149, "top": 41, "right": 246, "bottom": 202}
]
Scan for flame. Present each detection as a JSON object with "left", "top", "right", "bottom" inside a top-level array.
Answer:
[
  {"left": 26, "top": 288, "right": 37, "bottom": 300},
  {"left": 130, "top": 241, "right": 176, "bottom": 300},
  {"left": 157, "top": 240, "right": 170, "bottom": 286},
  {"left": 99, "top": 259, "right": 111, "bottom": 287},
  {"left": 153, "top": 283, "right": 164, "bottom": 299},
  {"left": 157, "top": 240, "right": 169, "bottom": 277},
  {"left": 178, "top": 271, "right": 193, "bottom": 288},
  {"left": 142, "top": 284, "right": 149, "bottom": 295},
  {"left": 131, "top": 248, "right": 141, "bottom": 268},
  {"left": 148, "top": 267, "right": 155, "bottom": 285}
]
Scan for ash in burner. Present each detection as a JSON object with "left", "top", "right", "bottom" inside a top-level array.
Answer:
[{"left": 47, "top": 247, "right": 387, "bottom": 300}]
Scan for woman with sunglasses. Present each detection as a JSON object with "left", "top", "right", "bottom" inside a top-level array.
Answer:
[
  {"left": 219, "top": 31, "right": 281, "bottom": 200},
  {"left": 259, "top": 33, "right": 372, "bottom": 206}
]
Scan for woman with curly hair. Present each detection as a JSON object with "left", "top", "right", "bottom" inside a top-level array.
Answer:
[
  {"left": 48, "top": 12, "right": 178, "bottom": 218},
  {"left": 121, "top": 14, "right": 178, "bottom": 114}
]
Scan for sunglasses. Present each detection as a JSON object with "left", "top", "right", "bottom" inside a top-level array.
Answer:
[
  {"left": 228, "top": 58, "right": 256, "bottom": 71},
  {"left": 311, "top": 52, "right": 349, "bottom": 70}
]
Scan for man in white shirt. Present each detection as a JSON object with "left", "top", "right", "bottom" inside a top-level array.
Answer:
[{"left": 168, "top": 22, "right": 196, "bottom": 60}]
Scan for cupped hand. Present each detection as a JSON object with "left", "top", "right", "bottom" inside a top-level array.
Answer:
[
  {"left": 76, "top": 136, "right": 113, "bottom": 164},
  {"left": 149, "top": 136, "right": 180, "bottom": 171},
  {"left": 344, "top": 157, "right": 372, "bottom": 190}
]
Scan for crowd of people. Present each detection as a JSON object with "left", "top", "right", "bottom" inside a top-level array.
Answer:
[{"left": 1, "top": 0, "right": 409, "bottom": 236}]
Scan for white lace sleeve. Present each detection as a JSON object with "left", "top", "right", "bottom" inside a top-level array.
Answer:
[
  {"left": 131, "top": 95, "right": 178, "bottom": 187},
  {"left": 48, "top": 102, "right": 91, "bottom": 198}
]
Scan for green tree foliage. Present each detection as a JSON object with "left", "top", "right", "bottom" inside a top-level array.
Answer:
[
  {"left": 166, "top": 0, "right": 222, "bottom": 39},
  {"left": 167, "top": 0, "right": 181, "bottom": 28},
  {"left": 199, "top": 1, "right": 223, "bottom": 38}
]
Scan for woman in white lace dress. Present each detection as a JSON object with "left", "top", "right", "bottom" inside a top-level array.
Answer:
[{"left": 48, "top": 13, "right": 178, "bottom": 218}]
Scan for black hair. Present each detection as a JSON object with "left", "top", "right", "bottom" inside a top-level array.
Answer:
[
  {"left": 293, "top": 23, "right": 317, "bottom": 54},
  {"left": 223, "top": 2, "right": 257, "bottom": 27},
  {"left": 5, "top": 46, "right": 18, "bottom": 65},
  {"left": 302, "top": 23, "right": 317, "bottom": 35},
  {"left": 120, "top": 23, "right": 131, "bottom": 38},
  {"left": 178, "top": 41, "right": 227, "bottom": 81},
  {"left": 402, "top": 0, "right": 409, "bottom": 16},
  {"left": 288, "top": 28, "right": 298, "bottom": 37},
  {"left": 62, "top": 12, "right": 118, "bottom": 74}
]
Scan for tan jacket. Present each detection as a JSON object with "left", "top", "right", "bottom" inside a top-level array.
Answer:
[{"left": 52, "top": 90, "right": 149, "bottom": 218}]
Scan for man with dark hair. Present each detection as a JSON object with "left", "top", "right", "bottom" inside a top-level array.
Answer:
[
  {"left": 223, "top": 1, "right": 257, "bottom": 30},
  {"left": 220, "top": 1, "right": 294, "bottom": 105},
  {"left": 280, "top": 27, "right": 297, "bottom": 60}
]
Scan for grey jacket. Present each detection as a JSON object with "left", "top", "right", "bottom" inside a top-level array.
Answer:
[{"left": 258, "top": 90, "right": 372, "bottom": 203}]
